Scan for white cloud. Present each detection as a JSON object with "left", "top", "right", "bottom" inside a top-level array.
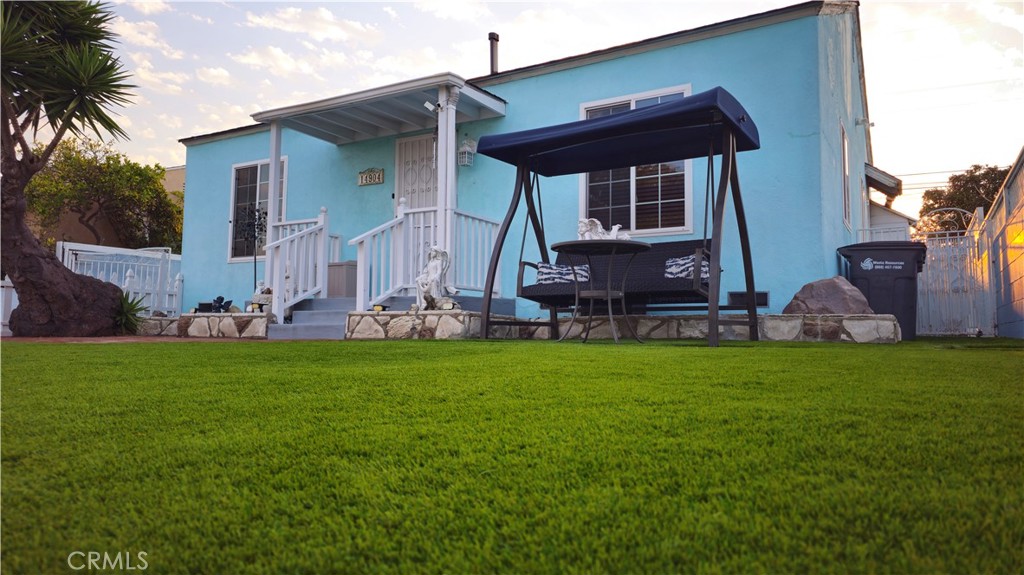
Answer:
[
  {"left": 157, "top": 114, "right": 182, "bottom": 130},
  {"left": 245, "top": 7, "right": 382, "bottom": 44},
  {"left": 193, "top": 102, "right": 254, "bottom": 135},
  {"left": 230, "top": 46, "right": 324, "bottom": 80},
  {"left": 383, "top": 6, "right": 398, "bottom": 20},
  {"left": 196, "top": 67, "right": 231, "bottom": 86},
  {"left": 110, "top": 17, "right": 184, "bottom": 60},
  {"left": 127, "top": 52, "right": 189, "bottom": 95},
  {"left": 126, "top": 1, "right": 171, "bottom": 16},
  {"left": 414, "top": 0, "right": 492, "bottom": 22}
]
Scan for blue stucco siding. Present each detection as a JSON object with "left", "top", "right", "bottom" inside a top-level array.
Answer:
[
  {"left": 816, "top": 12, "right": 871, "bottom": 277},
  {"left": 470, "top": 13, "right": 836, "bottom": 314},
  {"left": 181, "top": 128, "right": 270, "bottom": 310},
  {"left": 181, "top": 127, "right": 372, "bottom": 311}
]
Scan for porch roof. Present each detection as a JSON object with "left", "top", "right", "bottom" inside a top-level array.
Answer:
[{"left": 251, "top": 72, "right": 506, "bottom": 145}]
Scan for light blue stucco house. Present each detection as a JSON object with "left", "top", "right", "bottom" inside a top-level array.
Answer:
[{"left": 179, "top": 0, "right": 904, "bottom": 337}]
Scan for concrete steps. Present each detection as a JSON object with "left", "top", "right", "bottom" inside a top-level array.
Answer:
[{"left": 266, "top": 297, "right": 357, "bottom": 340}]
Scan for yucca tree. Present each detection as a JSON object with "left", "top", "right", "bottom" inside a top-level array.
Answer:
[{"left": 1, "top": 1, "right": 135, "bottom": 336}]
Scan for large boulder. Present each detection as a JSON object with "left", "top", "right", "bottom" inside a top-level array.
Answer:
[{"left": 783, "top": 276, "right": 874, "bottom": 315}]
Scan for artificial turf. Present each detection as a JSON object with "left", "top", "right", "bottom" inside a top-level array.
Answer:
[{"left": 1, "top": 338, "right": 1022, "bottom": 574}]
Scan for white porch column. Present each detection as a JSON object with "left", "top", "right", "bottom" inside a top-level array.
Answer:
[
  {"left": 264, "top": 121, "right": 283, "bottom": 288},
  {"left": 436, "top": 85, "right": 460, "bottom": 255}
]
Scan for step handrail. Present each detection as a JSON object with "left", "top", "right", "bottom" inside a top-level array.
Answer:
[{"left": 266, "top": 208, "right": 330, "bottom": 316}]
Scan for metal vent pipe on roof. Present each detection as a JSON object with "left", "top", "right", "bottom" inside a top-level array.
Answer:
[{"left": 489, "top": 32, "right": 499, "bottom": 74}]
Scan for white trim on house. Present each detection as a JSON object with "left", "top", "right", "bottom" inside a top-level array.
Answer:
[
  {"left": 841, "top": 123, "right": 852, "bottom": 230},
  {"left": 180, "top": 124, "right": 268, "bottom": 147},
  {"left": 576, "top": 84, "right": 695, "bottom": 237},
  {"left": 226, "top": 156, "right": 288, "bottom": 263}
]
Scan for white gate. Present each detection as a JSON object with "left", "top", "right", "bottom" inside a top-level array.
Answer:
[
  {"left": 916, "top": 211, "right": 996, "bottom": 336},
  {"left": 58, "top": 242, "right": 183, "bottom": 317}
]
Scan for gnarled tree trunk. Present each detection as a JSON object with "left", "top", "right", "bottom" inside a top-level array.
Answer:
[{"left": 1, "top": 157, "right": 121, "bottom": 337}]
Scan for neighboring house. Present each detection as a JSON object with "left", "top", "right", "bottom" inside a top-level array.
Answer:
[
  {"left": 27, "top": 201, "right": 124, "bottom": 249},
  {"left": 865, "top": 201, "right": 915, "bottom": 241},
  {"left": 163, "top": 165, "right": 185, "bottom": 209},
  {"left": 179, "top": 0, "right": 902, "bottom": 325}
]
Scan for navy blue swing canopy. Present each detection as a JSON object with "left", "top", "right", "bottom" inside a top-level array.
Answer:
[{"left": 476, "top": 86, "right": 761, "bottom": 346}]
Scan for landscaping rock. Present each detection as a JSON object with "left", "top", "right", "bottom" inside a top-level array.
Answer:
[{"left": 783, "top": 276, "right": 873, "bottom": 315}]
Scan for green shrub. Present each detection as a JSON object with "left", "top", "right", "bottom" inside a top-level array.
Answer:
[{"left": 114, "top": 292, "right": 148, "bottom": 334}]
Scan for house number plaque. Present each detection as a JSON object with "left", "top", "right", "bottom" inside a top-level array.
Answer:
[{"left": 358, "top": 168, "right": 384, "bottom": 186}]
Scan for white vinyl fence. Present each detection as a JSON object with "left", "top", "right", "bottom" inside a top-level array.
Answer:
[
  {"left": 1, "top": 275, "right": 17, "bottom": 336},
  {"left": 57, "top": 242, "right": 183, "bottom": 317}
]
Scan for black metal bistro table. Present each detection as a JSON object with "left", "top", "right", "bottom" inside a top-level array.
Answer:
[{"left": 551, "top": 239, "right": 651, "bottom": 343}]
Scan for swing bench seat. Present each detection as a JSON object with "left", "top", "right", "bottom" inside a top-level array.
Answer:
[
  {"left": 518, "top": 239, "right": 721, "bottom": 313},
  {"left": 479, "top": 86, "right": 762, "bottom": 345}
]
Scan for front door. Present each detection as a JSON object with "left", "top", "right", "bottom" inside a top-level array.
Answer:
[
  {"left": 396, "top": 134, "right": 437, "bottom": 211},
  {"left": 395, "top": 134, "right": 439, "bottom": 278}
]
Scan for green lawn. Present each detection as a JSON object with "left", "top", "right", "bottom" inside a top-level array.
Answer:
[{"left": 1, "top": 338, "right": 1022, "bottom": 574}]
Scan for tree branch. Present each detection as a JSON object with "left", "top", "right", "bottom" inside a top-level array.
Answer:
[{"left": 1, "top": 95, "right": 34, "bottom": 162}]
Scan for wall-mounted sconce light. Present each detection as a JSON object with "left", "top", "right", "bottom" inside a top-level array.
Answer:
[{"left": 458, "top": 137, "right": 477, "bottom": 167}]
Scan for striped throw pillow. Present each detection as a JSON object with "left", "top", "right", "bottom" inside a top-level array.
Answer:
[
  {"left": 664, "top": 255, "right": 711, "bottom": 280},
  {"left": 536, "top": 263, "right": 590, "bottom": 284}
]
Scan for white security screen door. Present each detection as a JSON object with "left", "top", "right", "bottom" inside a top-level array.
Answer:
[{"left": 396, "top": 135, "right": 438, "bottom": 210}]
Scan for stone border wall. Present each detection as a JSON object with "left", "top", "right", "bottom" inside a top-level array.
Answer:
[
  {"left": 139, "top": 317, "right": 178, "bottom": 337},
  {"left": 176, "top": 312, "right": 272, "bottom": 339},
  {"left": 346, "top": 311, "right": 901, "bottom": 343}
]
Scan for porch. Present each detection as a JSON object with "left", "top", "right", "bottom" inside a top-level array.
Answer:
[{"left": 251, "top": 73, "right": 508, "bottom": 325}]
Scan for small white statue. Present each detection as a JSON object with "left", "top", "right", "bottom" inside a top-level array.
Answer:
[
  {"left": 577, "top": 218, "right": 630, "bottom": 241},
  {"left": 415, "top": 246, "right": 459, "bottom": 310}
]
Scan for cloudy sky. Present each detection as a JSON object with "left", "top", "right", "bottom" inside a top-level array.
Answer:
[{"left": 104, "top": 0, "right": 1022, "bottom": 217}]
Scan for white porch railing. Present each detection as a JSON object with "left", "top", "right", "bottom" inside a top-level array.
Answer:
[
  {"left": 858, "top": 225, "right": 911, "bottom": 242},
  {"left": 57, "top": 241, "right": 183, "bottom": 316},
  {"left": 348, "top": 204, "right": 438, "bottom": 311},
  {"left": 348, "top": 202, "right": 500, "bottom": 311},
  {"left": 265, "top": 208, "right": 331, "bottom": 315},
  {"left": 452, "top": 209, "right": 501, "bottom": 293}
]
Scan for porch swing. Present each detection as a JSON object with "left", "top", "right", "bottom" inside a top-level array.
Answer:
[{"left": 477, "top": 86, "right": 761, "bottom": 346}]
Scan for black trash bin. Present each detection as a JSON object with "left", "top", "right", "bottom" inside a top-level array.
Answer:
[{"left": 837, "top": 241, "right": 927, "bottom": 340}]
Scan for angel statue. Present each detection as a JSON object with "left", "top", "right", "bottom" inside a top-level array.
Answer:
[
  {"left": 415, "top": 246, "right": 459, "bottom": 310},
  {"left": 577, "top": 218, "right": 631, "bottom": 241}
]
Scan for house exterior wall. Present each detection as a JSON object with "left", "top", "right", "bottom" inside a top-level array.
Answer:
[
  {"left": 816, "top": 9, "right": 871, "bottom": 275},
  {"left": 469, "top": 8, "right": 867, "bottom": 315},
  {"left": 987, "top": 150, "right": 1024, "bottom": 338},
  {"left": 180, "top": 2, "right": 872, "bottom": 318}
]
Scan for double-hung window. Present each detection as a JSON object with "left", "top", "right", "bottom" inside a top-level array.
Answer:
[
  {"left": 582, "top": 86, "right": 692, "bottom": 235},
  {"left": 229, "top": 159, "right": 286, "bottom": 260}
]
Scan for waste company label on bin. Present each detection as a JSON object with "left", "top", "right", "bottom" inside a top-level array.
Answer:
[{"left": 859, "top": 257, "right": 905, "bottom": 271}]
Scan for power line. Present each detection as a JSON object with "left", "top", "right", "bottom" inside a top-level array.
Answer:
[{"left": 894, "top": 165, "right": 1012, "bottom": 179}]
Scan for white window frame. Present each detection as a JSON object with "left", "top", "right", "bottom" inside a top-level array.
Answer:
[
  {"left": 841, "top": 125, "right": 851, "bottom": 230},
  {"left": 578, "top": 84, "right": 693, "bottom": 237},
  {"left": 227, "top": 157, "right": 287, "bottom": 263}
]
